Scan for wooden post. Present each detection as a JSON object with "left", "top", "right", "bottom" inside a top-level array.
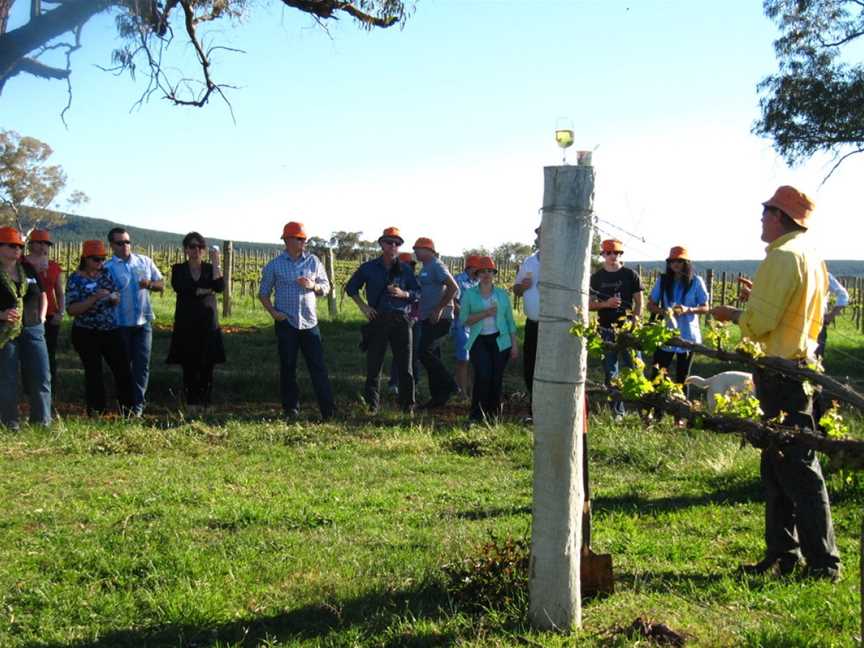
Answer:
[
  {"left": 222, "top": 240, "right": 233, "bottom": 318},
  {"left": 325, "top": 248, "right": 338, "bottom": 319},
  {"left": 529, "top": 164, "right": 592, "bottom": 630}
]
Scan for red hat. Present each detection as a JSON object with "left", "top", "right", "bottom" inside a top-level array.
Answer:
[
  {"left": 29, "top": 229, "right": 53, "bottom": 245},
  {"left": 379, "top": 227, "right": 404, "bottom": 245},
  {"left": 82, "top": 240, "right": 108, "bottom": 258},
  {"left": 0, "top": 227, "right": 24, "bottom": 246},
  {"left": 398, "top": 252, "right": 414, "bottom": 263},
  {"left": 475, "top": 256, "right": 497, "bottom": 273},
  {"left": 282, "top": 222, "right": 307, "bottom": 240},
  {"left": 762, "top": 185, "right": 815, "bottom": 228},
  {"left": 601, "top": 239, "right": 623, "bottom": 253},
  {"left": 667, "top": 246, "right": 690, "bottom": 261},
  {"left": 465, "top": 254, "right": 481, "bottom": 269},
  {"left": 413, "top": 237, "right": 435, "bottom": 252}
]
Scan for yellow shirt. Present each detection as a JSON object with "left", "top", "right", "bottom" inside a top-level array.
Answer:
[{"left": 739, "top": 230, "right": 827, "bottom": 360}]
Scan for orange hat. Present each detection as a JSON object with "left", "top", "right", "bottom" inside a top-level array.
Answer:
[
  {"left": 379, "top": 226, "right": 404, "bottom": 245},
  {"left": 281, "top": 222, "right": 307, "bottom": 240},
  {"left": 601, "top": 239, "right": 623, "bottom": 253},
  {"left": 465, "top": 254, "right": 481, "bottom": 269},
  {"left": 475, "top": 256, "right": 497, "bottom": 273},
  {"left": 81, "top": 240, "right": 108, "bottom": 258},
  {"left": 29, "top": 229, "right": 53, "bottom": 245},
  {"left": 667, "top": 246, "right": 690, "bottom": 261},
  {"left": 413, "top": 237, "right": 435, "bottom": 252},
  {"left": 0, "top": 227, "right": 24, "bottom": 246},
  {"left": 398, "top": 252, "right": 414, "bottom": 263},
  {"left": 762, "top": 185, "right": 815, "bottom": 228}
]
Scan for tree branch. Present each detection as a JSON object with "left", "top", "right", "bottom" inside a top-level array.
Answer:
[
  {"left": 280, "top": 0, "right": 400, "bottom": 28},
  {"left": 0, "top": 0, "right": 114, "bottom": 89}
]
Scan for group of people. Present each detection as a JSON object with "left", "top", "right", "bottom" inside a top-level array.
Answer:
[
  {"left": 0, "top": 183, "right": 847, "bottom": 582},
  {"left": 259, "top": 223, "right": 520, "bottom": 424},
  {"left": 0, "top": 226, "right": 223, "bottom": 425}
]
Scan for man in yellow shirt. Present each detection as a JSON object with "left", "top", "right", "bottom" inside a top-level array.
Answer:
[{"left": 712, "top": 186, "right": 839, "bottom": 581}]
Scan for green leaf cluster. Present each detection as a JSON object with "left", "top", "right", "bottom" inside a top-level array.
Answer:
[{"left": 713, "top": 390, "right": 764, "bottom": 420}]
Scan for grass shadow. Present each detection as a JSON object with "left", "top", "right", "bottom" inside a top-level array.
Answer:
[
  {"left": 595, "top": 475, "right": 762, "bottom": 514},
  {"left": 25, "top": 581, "right": 455, "bottom": 648}
]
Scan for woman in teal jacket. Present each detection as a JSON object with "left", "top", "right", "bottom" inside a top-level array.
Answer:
[{"left": 459, "top": 256, "right": 518, "bottom": 423}]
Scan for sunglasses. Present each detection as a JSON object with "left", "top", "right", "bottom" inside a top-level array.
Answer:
[
  {"left": 380, "top": 239, "right": 401, "bottom": 246},
  {"left": 186, "top": 244, "right": 206, "bottom": 250},
  {"left": 86, "top": 256, "right": 105, "bottom": 262},
  {"left": 602, "top": 250, "right": 623, "bottom": 256},
  {"left": 478, "top": 268, "right": 496, "bottom": 274},
  {"left": 668, "top": 259, "right": 686, "bottom": 264},
  {"left": 111, "top": 239, "right": 132, "bottom": 246},
  {"left": 0, "top": 243, "right": 24, "bottom": 249}
]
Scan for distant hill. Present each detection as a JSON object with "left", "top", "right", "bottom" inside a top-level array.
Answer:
[
  {"left": 632, "top": 259, "right": 864, "bottom": 278},
  {"left": 47, "top": 213, "right": 282, "bottom": 253}
]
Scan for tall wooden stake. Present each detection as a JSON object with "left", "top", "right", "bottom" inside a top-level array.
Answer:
[
  {"left": 529, "top": 164, "right": 595, "bottom": 630},
  {"left": 222, "top": 240, "right": 233, "bottom": 318}
]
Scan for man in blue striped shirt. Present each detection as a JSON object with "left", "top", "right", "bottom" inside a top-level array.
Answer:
[{"left": 259, "top": 222, "right": 335, "bottom": 420}]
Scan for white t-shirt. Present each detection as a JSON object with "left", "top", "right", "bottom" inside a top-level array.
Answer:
[
  {"left": 480, "top": 294, "right": 499, "bottom": 334},
  {"left": 514, "top": 252, "right": 540, "bottom": 321}
]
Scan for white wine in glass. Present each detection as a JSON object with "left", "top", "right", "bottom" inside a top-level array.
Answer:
[{"left": 554, "top": 117, "right": 574, "bottom": 164}]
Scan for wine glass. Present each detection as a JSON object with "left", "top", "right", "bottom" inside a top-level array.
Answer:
[{"left": 554, "top": 117, "right": 574, "bottom": 164}]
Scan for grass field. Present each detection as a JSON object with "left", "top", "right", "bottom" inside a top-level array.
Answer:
[{"left": 2, "top": 291, "right": 864, "bottom": 647}]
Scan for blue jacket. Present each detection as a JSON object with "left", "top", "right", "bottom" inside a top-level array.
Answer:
[
  {"left": 345, "top": 256, "right": 420, "bottom": 315},
  {"left": 459, "top": 285, "right": 517, "bottom": 352}
]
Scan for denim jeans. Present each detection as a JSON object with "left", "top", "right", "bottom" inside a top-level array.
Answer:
[
  {"left": 275, "top": 321, "right": 335, "bottom": 419},
  {"left": 600, "top": 326, "right": 636, "bottom": 415},
  {"left": 388, "top": 321, "right": 421, "bottom": 389},
  {"left": 119, "top": 323, "right": 152, "bottom": 415},
  {"left": 0, "top": 324, "right": 52, "bottom": 428}
]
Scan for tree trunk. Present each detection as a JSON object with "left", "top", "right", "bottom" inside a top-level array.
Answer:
[{"left": 529, "top": 164, "right": 594, "bottom": 630}]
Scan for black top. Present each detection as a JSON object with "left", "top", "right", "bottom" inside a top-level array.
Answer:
[
  {"left": 590, "top": 266, "right": 643, "bottom": 328},
  {"left": 0, "top": 263, "right": 43, "bottom": 326},
  {"left": 166, "top": 262, "right": 226, "bottom": 365}
]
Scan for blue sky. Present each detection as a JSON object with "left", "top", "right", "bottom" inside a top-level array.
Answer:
[{"left": 3, "top": 0, "right": 862, "bottom": 260}]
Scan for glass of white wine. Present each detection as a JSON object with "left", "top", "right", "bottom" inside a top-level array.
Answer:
[{"left": 554, "top": 117, "right": 574, "bottom": 164}]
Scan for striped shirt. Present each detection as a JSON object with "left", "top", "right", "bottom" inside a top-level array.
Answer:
[
  {"left": 104, "top": 254, "right": 163, "bottom": 326},
  {"left": 259, "top": 251, "right": 330, "bottom": 330}
]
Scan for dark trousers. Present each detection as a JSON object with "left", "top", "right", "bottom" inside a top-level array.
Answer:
[
  {"left": 388, "top": 322, "right": 422, "bottom": 389},
  {"left": 469, "top": 334, "right": 510, "bottom": 422},
  {"left": 418, "top": 318, "right": 458, "bottom": 403},
  {"left": 754, "top": 369, "right": 840, "bottom": 570},
  {"left": 70, "top": 326, "right": 133, "bottom": 415},
  {"left": 651, "top": 349, "right": 693, "bottom": 385},
  {"left": 522, "top": 318, "right": 538, "bottom": 399},
  {"left": 182, "top": 362, "right": 215, "bottom": 405},
  {"left": 364, "top": 311, "right": 414, "bottom": 411},
  {"left": 45, "top": 320, "right": 60, "bottom": 392},
  {"left": 275, "top": 321, "right": 335, "bottom": 419}
]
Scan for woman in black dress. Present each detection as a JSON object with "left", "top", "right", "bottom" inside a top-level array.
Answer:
[{"left": 167, "top": 232, "right": 225, "bottom": 409}]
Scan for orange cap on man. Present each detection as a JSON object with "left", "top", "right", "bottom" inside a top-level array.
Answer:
[
  {"left": 0, "top": 227, "right": 24, "bottom": 246},
  {"left": 413, "top": 237, "right": 435, "bottom": 253},
  {"left": 465, "top": 254, "right": 481, "bottom": 269},
  {"left": 379, "top": 227, "right": 404, "bottom": 245},
  {"left": 282, "top": 222, "right": 307, "bottom": 240},
  {"left": 398, "top": 252, "right": 414, "bottom": 263},
  {"left": 762, "top": 185, "right": 815, "bottom": 228},
  {"left": 29, "top": 229, "right": 53, "bottom": 245},
  {"left": 601, "top": 239, "right": 623, "bottom": 253}
]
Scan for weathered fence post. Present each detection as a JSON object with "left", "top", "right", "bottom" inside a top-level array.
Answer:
[
  {"left": 222, "top": 240, "right": 233, "bottom": 318},
  {"left": 529, "top": 164, "right": 593, "bottom": 630},
  {"left": 325, "top": 247, "right": 338, "bottom": 319}
]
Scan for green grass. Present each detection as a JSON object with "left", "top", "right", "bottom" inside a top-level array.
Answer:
[{"left": 2, "top": 299, "right": 864, "bottom": 646}]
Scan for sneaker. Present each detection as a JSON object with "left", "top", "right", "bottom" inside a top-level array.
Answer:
[{"left": 740, "top": 556, "right": 800, "bottom": 576}]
